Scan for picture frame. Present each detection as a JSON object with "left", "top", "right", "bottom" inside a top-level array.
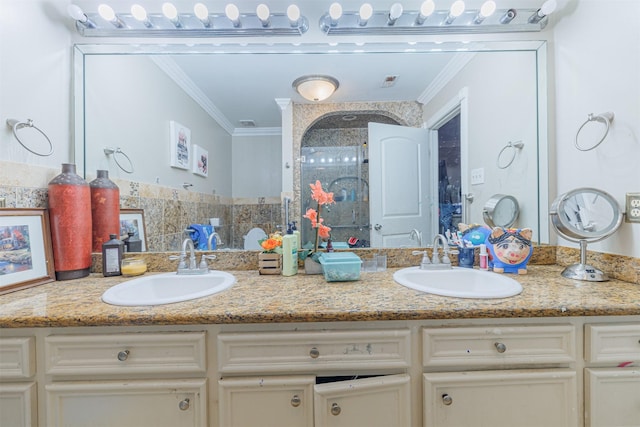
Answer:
[
  {"left": 192, "top": 144, "right": 209, "bottom": 177},
  {"left": 0, "top": 208, "right": 55, "bottom": 295},
  {"left": 169, "top": 120, "right": 191, "bottom": 169},
  {"left": 119, "top": 209, "right": 147, "bottom": 251}
]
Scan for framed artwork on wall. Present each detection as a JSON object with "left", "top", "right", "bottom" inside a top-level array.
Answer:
[
  {"left": 192, "top": 144, "right": 209, "bottom": 177},
  {"left": 119, "top": 209, "right": 147, "bottom": 251},
  {"left": 169, "top": 120, "right": 191, "bottom": 169},
  {"left": 0, "top": 208, "right": 55, "bottom": 295}
]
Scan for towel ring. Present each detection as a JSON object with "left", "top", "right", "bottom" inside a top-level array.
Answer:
[
  {"left": 575, "top": 112, "right": 614, "bottom": 151},
  {"left": 496, "top": 140, "right": 524, "bottom": 169},
  {"left": 6, "top": 118, "right": 54, "bottom": 157},
  {"left": 104, "top": 147, "right": 134, "bottom": 174}
]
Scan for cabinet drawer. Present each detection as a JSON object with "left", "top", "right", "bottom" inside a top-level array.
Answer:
[
  {"left": 422, "top": 325, "right": 576, "bottom": 367},
  {"left": 218, "top": 329, "right": 410, "bottom": 374},
  {"left": 0, "top": 337, "right": 35, "bottom": 379},
  {"left": 585, "top": 323, "right": 640, "bottom": 364},
  {"left": 45, "top": 332, "right": 206, "bottom": 376}
]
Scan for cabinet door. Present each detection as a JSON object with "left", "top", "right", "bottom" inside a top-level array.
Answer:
[
  {"left": 219, "top": 375, "right": 314, "bottom": 427},
  {"left": 585, "top": 368, "right": 640, "bottom": 427},
  {"left": 314, "top": 374, "right": 411, "bottom": 427},
  {"left": 424, "top": 369, "right": 578, "bottom": 427},
  {"left": 45, "top": 379, "right": 207, "bottom": 427},
  {"left": 0, "top": 382, "right": 37, "bottom": 427}
]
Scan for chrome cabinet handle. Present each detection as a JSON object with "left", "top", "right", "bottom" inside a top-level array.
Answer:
[
  {"left": 117, "top": 350, "right": 130, "bottom": 361},
  {"left": 330, "top": 403, "right": 341, "bottom": 416},
  {"left": 178, "top": 398, "right": 190, "bottom": 411},
  {"left": 494, "top": 342, "right": 507, "bottom": 353},
  {"left": 442, "top": 394, "right": 453, "bottom": 406},
  {"left": 309, "top": 347, "right": 320, "bottom": 359},
  {"left": 291, "top": 395, "right": 301, "bottom": 407}
]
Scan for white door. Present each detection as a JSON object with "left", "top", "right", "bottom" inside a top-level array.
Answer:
[
  {"left": 368, "top": 123, "right": 432, "bottom": 247},
  {"left": 314, "top": 374, "right": 411, "bottom": 427}
]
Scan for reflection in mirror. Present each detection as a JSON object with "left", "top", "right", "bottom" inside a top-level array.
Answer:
[
  {"left": 550, "top": 188, "right": 623, "bottom": 281},
  {"left": 75, "top": 41, "right": 548, "bottom": 251}
]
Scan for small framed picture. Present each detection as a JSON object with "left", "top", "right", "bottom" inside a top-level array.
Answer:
[
  {"left": 119, "top": 209, "right": 147, "bottom": 251},
  {"left": 169, "top": 121, "right": 191, "bottom": 169},
  {"left": 0, "top": 208, "right": 55, "bottom": 295},
  {"left": 192, "top": 144, "right": 209, "bottom": 177}
]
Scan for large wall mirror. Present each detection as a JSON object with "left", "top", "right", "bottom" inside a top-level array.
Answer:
[{"left": 74, "top": 41, "right": 549, "bottom": 250}]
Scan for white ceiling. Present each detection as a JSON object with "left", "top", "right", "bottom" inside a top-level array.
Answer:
[{"left": 167, "top": 50, "right": 459, "bottom": 133}]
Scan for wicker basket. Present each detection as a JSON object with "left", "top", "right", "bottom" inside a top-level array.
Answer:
[{"left": 258, "top": 252, "right": 282, "bottom": 275}]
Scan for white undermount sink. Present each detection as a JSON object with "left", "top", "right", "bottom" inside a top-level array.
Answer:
[
  {"left": 393, "top": 266, "right": 522, "bottom": 299},
  {"left": 102, "top": 271, "right": 236, "bottom": 306}
]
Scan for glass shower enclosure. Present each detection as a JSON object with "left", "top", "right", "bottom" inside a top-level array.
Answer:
[{"left": 300, "top": 146, "right": 370, "bottom": 248}]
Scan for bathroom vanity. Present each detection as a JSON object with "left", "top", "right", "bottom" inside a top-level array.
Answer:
[{"left": 1, "top": 266, "right": 638, "bottom": 427}]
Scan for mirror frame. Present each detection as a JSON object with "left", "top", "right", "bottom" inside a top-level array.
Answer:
[{"left": 73, "top": 40, "right": 550, "bottom": 247}]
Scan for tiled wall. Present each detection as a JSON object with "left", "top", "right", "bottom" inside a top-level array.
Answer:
[{"left": 0, "top": 161, "right": 280, "bottom": 251}]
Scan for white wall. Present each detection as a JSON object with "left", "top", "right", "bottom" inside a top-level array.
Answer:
[
  {"left": 553, "top": 0, "right": 640, "bottom": 257},
  {"left": 232, "top": 133, "right": 282, "bottom": 198},
  {"left": 0, "top": 0, "right": 72, "bottom": 168},
  {"left": 423, "top": 51, "right": 539, "bottom": 238},
  {"left": 84, "top": 55, "right": 232, "bottom": 195}
]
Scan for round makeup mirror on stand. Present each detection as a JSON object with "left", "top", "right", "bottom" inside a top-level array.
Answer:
[
  {"left": 483, "top": 194, "right": 519, "bottom": 228},
  {"left": 549, "top": 188, "right": 623, "bottom": 281}
]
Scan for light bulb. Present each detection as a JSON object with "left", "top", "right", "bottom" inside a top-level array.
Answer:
[
  {"left": 359, "top": 3, "right": 373, "bottom": 25},
  {"left": 329, "top": 2, "right": 343, "bottom": 21},
  {"left": 67, "top": 4, "right": 87, "bottom": 22},
  {"left": 389, "top": 3, "right": 403, "bottom": 22},
  {"left": 130, "top": 5, "right": 147, "bottom": 22},
  {"left": 98, "top": 4, "right": 116, "bottom": 22},
  {"left": 540, "top": 0, "right": 558, "bottom": 15},
  {"left": 225, "top": 3, "right": 241, "bottom": 26},
  {"left": 444, "top": 0, "right": 465, "bottom": 24},
  {"left": 256, "top": 4, "right": 270, "bottom": 26},
  {"left": 287, "top": 4, "right": 301, "bottom": 23},
  {"left": 474, "top": 0, "right": 495, "bottom": 24},
  {"left": 194, "top": 2, "right": 211, "bottom": 27},
  {"left": 162, "top": 3, "right": 178, "bottom": 20},
  {"left": 417, "top": 0, "right": 435, "bottom": 23}
]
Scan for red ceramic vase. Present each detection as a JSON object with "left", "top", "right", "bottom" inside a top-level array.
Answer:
[
  {"left": 48, "top": 163, "right": 92, "bottom": 280},
  {"left": 90, "top": 170, "right": 120, "bottom": 252}
]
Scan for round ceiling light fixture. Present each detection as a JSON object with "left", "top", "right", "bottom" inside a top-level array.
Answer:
[{"left": 292, "top": 75, "right": 339, "bottom": 102}]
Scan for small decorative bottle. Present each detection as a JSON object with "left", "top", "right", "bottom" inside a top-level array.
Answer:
[
  {"left": 102, "top": 234, "right": 124, "bottom": 277},
  {"left": 48, "top": 163, "right": 92, "bottom": 280},
  {"left": 89, "top": 170, "right": 120, "bottom": 253}
]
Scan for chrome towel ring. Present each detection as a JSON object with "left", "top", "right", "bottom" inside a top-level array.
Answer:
[
  {"left": 6, "top": 118, "right": 54, "bottom": 156},
  {"left": 104, "top": 147, "right": 134, "bottom": 174},
  {"left": 575, "top": 112, "right": 614, "bottom": 151},
  {"left": 496, "top": 140, "right": 524, "bottom": 169}
]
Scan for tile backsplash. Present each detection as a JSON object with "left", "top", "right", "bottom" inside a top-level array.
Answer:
[{"left": 0, "top": 160, "right": 280, "bottom": 251}]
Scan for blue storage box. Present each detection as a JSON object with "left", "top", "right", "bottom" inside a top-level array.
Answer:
[{"left": 318, "top": 252, "right": 362, "bottom": 282}]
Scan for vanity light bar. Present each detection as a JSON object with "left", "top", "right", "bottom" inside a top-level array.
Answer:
[
  {"left": 71, "top": 4, "right": 309, "bottom": 37},
  {"left": 319, "top": 7, "right": 549, "bottom": 35}
]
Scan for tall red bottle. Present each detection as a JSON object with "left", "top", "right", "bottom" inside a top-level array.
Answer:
[
  {"left": 48, "top": 163, "right": 92, "bottom": 280},
  {"left": 90, "top": 170, "right": 120, "bottom": 252}
]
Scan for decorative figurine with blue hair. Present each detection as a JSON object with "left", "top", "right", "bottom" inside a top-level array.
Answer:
[{"left": 486, "top": 227, "right": 533, "bottom": 274}]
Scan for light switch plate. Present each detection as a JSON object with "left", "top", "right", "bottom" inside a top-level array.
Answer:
[
  {"left": 470, "top": 168, "right": 485, "bottom": 185},
  {"left": 625, "top": 192, "right": 640, "bottom": 223}
]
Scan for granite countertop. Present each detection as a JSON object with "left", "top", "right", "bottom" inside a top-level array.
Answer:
[{"left": 1, "top": 265, "right": 639, "bottom": 328}]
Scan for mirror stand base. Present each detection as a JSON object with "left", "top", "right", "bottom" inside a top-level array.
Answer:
[{"left": 561, "top": 263, "right": 608, "bottom": 282}]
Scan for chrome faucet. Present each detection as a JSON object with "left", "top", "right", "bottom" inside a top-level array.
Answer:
[
  {"left": 207, "top": 232, "right": 224, "bottom": 250},
  {"left": 169, "top": 238, "right": 214, "bottom": 275},
  {"left": 409, "top": 229, "right": 423, "bottom": 247},
  {"left": 431, "top": 234, "right": 452, "bottom": 267}
]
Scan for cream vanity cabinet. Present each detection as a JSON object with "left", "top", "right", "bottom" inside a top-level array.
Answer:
[
  {"left": 584, "top": 323, "right": 640, "bottom": 427},
  {"left": 0, "top": 336, "right": 38, "bottom": 426},
  {"left": 217, "top": 329, "right": 412, "bottom": 427},
  {"left": 44, "top": 332, "right": 208, "bottom": 427},
  {"left": 422, "top": 324, "right": 579, "bottom": 427}
]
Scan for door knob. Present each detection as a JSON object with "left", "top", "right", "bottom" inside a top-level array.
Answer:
[
  {"left": 178, "top": 398, "right": 190, "bottom": 411},
  {"left": 117, "top": 350, "right": 130, "bottom": 361},
  {"left": 330, "top": 403, "right": 341, "bottom": 416},
  {"left": 291, "top": 395, "right": 301, "bottom": 407},
  {"left": 374, "top": 224, "right": 382, "bottom": 231},
  {"left": 494, "top": 342, "right": 507, "bottom": 353},
  {"left": 309, "top": 347, "right": 320, "bottom": 358},
  {"left": 442, "top": 394, "right": 453, "bottom": 405}
]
